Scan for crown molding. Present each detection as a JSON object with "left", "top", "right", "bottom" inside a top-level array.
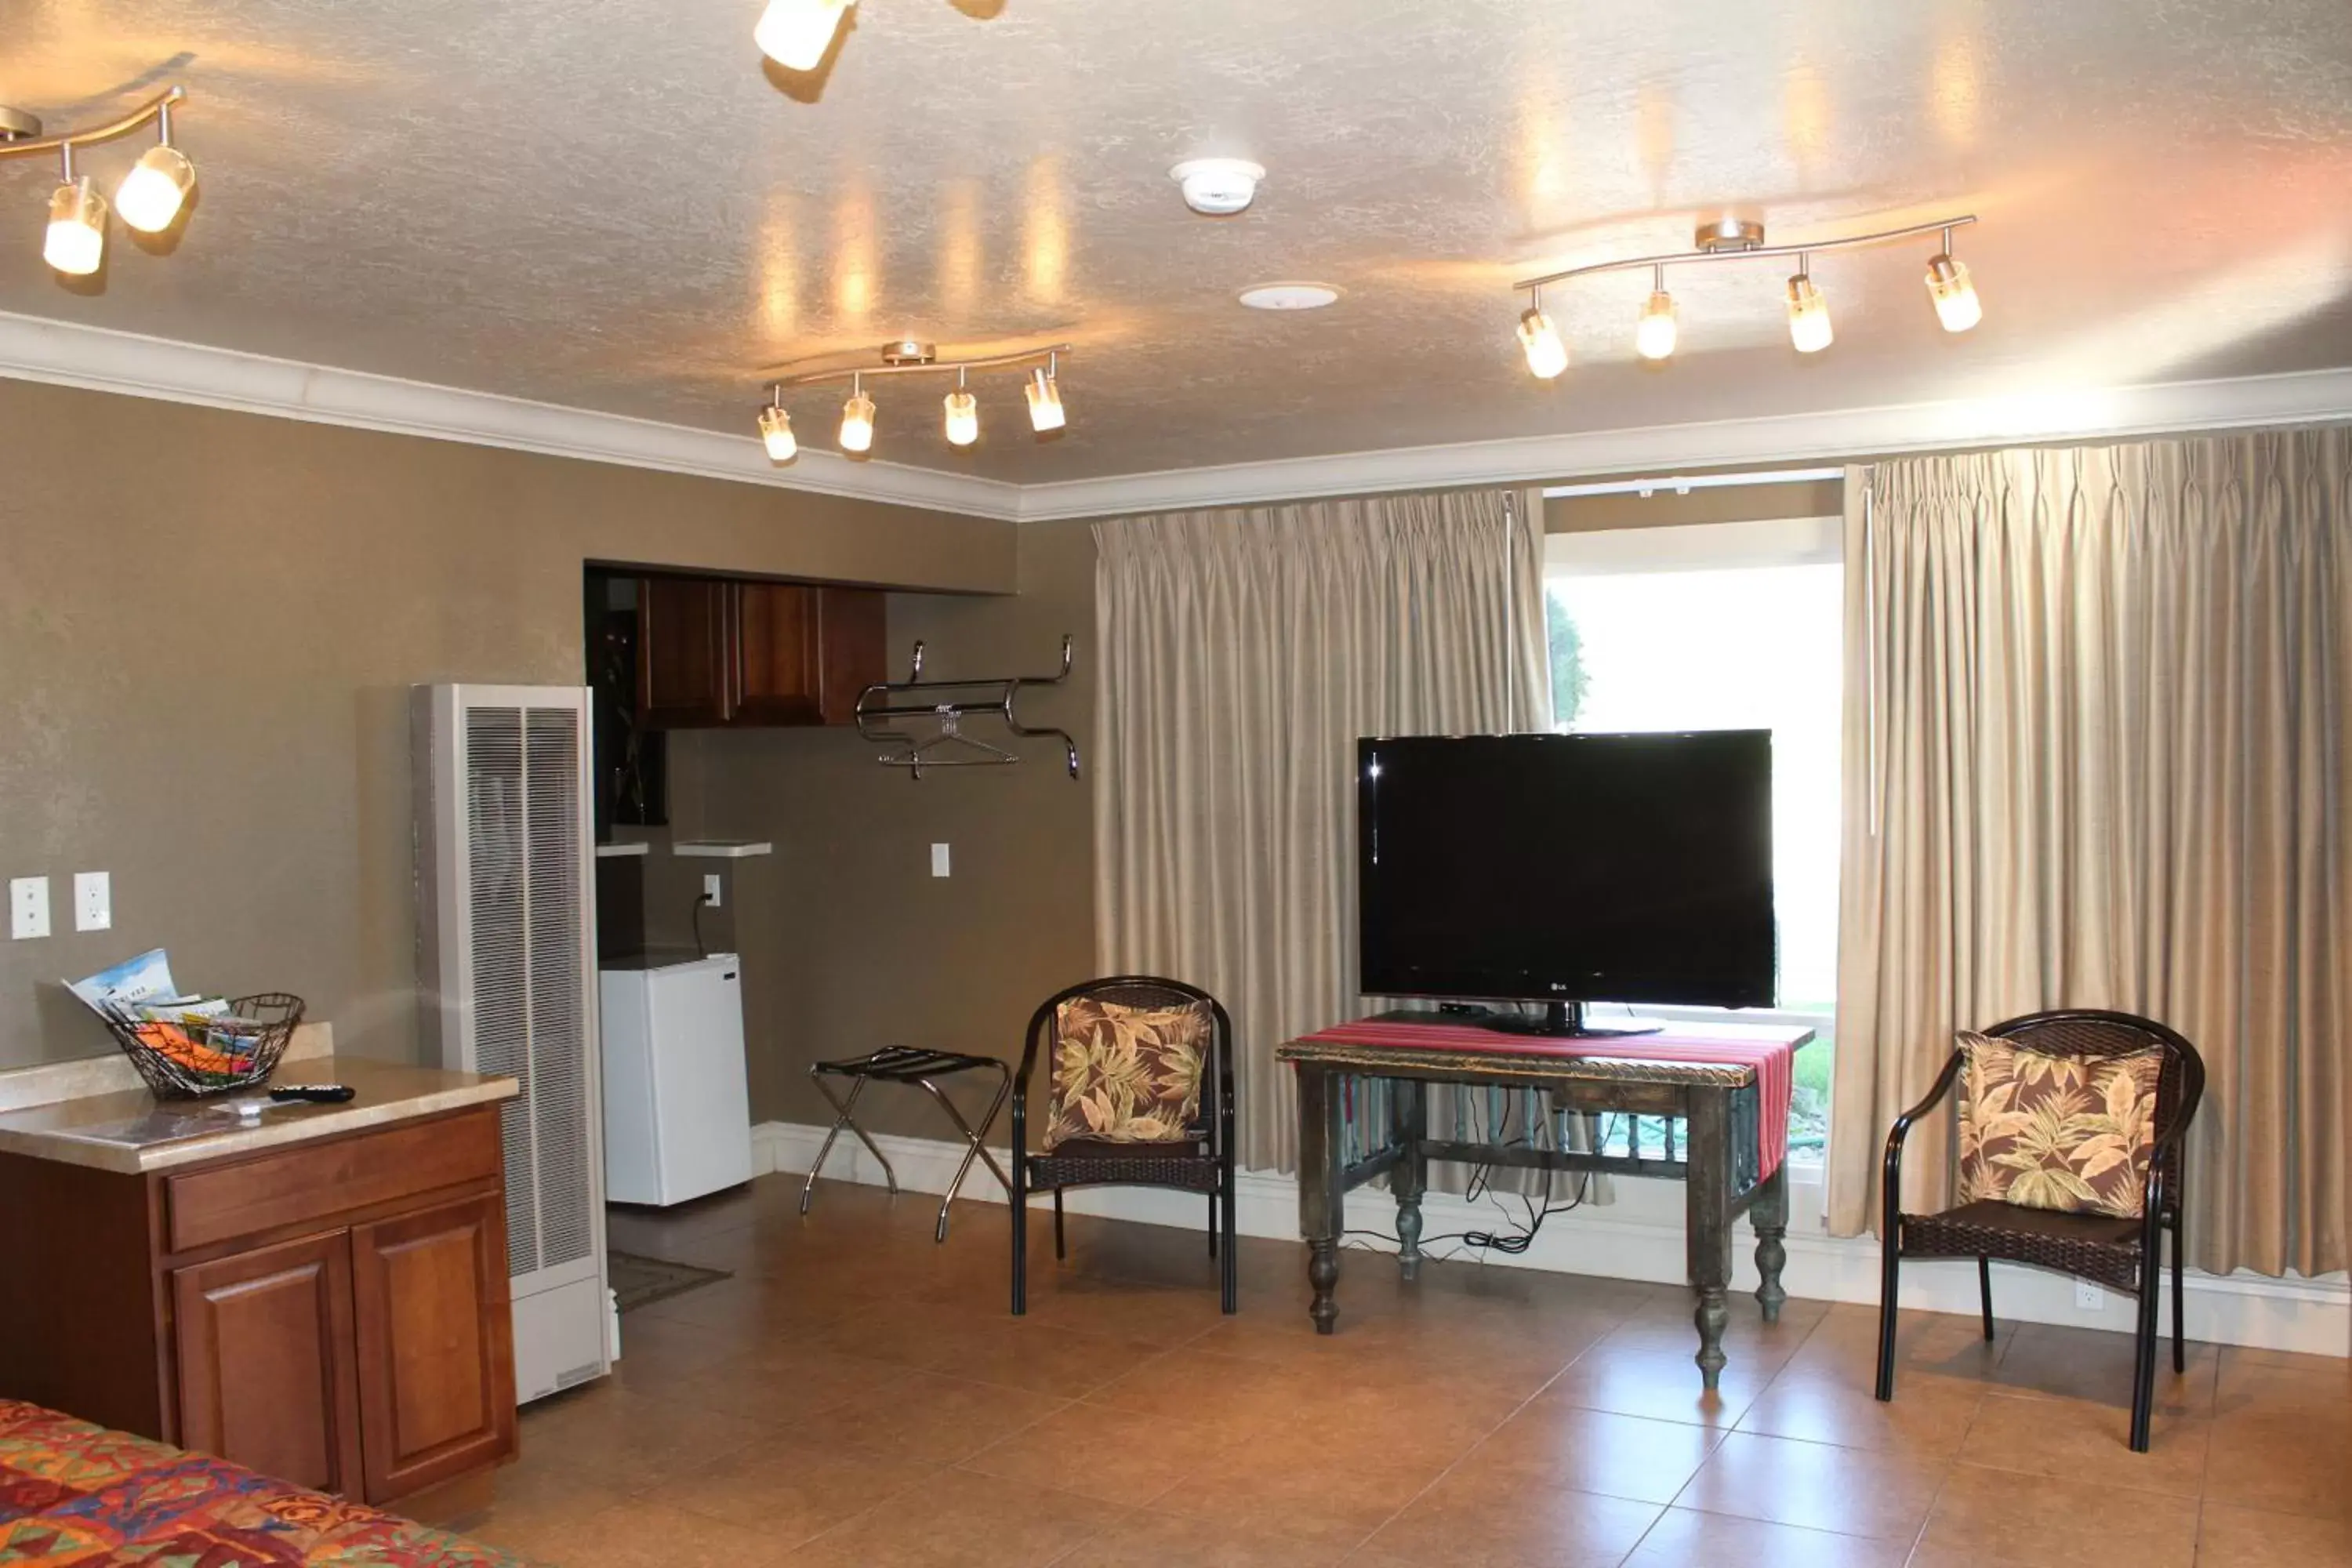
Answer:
[
  {"left": 1010, "top": 366, "right": 2352, "bottom": 521},
  {"left": 7, "top": 310, "right": 2350, "bottom": 528},
  {"left": 0, "top": 310, "right": 1024, "bottom": 521}
]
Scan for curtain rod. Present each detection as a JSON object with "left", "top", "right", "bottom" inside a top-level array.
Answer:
[{"left": 1544, "top": 466, "right": 1842, "bottom": 500}]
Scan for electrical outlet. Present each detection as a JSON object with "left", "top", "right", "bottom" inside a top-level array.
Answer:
[
  {"left": 931, "top": 843, "right": 951, "bottom": 878},
  {"left": 2075, "top": 1280, "right": 2103, "bottom": 1310},
  {"left": 702, "top": 873, "right": 723, "bottom": 909},
  {"left": 10, "top": 877, "right": 50, "bottom": 940},
  {"left": 74, "top": 871, "right": 110, "bottom": 931}
]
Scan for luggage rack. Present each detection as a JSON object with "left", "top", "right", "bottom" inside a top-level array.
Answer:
[{"left": 800, "top": 1047, "right": 1012, "bottom": 1241}]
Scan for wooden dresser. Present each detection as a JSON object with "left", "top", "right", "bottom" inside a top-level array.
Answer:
[{"left": 0, "top": 1042, "right": 521, "bottom": 1508}]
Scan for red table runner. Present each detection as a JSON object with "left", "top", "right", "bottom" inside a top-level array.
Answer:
[{"left": 1293, "top": 1016, "right": 1807, "bottom": 1178}]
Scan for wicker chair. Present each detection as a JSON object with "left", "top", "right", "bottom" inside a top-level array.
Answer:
[
  {"left": 1877, "top": 1009, "right": 2205, "bottom": 1452},
  {"left": 1011, "top": 976, "right": 1237, "bottom": 1316}
]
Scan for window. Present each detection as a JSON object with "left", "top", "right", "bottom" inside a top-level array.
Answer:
[{"left": 1544, "top": 513, "right": 1842, "bottom": 1161}]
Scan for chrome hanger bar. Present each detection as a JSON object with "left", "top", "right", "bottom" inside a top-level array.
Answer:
[
  {"left": 0, "top": 86, "right": 185, "bottom": 160},
  {"left": 775, "top": 343, "right": 1074, "bottom": 390},
  {"left": 1513, "top": 215, "right": 1976, "bottom": 294},
  {"left": 854, "top": 636, "right": 1080, "bottom": 780}
]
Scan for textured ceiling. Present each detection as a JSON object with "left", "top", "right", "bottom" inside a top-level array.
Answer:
[{"left": 2, "top": 1, "right": 2350, "bottom": 484}]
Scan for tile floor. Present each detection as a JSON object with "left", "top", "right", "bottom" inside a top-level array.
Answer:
[{"left": 419, "top": 1176, "right": 2350, "bottom": 1566}]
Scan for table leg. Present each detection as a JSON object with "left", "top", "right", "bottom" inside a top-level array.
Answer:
[
  {"left": 1297, "top": 1065, "right": 1346, "bottom": 1335},
  {"left": 1685, "top": 1087, "right": 1735, "bottom": 1391},
  {"left": 1751, "top": 1160, "right": 1790, "bottom": 1325},
  {"left": 1390, "top": 1078, "right": 1428, "bottom": 1280}
]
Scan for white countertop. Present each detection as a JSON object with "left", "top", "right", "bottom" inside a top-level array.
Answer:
[{"left": 0, "top": 1054, "right": 518, "bottom": 1175}]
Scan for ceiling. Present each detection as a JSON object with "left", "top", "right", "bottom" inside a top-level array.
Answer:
[{"left": 3, "top": 0, "right": 2350, "bottom": 487}]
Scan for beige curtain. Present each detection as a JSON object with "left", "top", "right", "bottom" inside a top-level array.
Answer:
[
  {"left": 1092, "top": 488, "right": 1548, "bottom": 1173},
  {"left": 1828, "top": 430, "right": 2350, "bottom": 1278}
]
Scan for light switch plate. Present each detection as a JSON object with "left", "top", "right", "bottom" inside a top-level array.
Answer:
[
  {"left": 74, "top": 871, "right": 111, "bottom": 931},
  {"left": 931, "top": 843, "right": 951, "bottom": 877},
  {"left": 702, "top": 873, "right": 723, "bottom": 909},
  {"left": 10, "top": 877, "right": 49, "bottom": 940}
]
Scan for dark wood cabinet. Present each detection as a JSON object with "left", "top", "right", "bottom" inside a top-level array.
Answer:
[
  {"left": 0, "top": 1102, "right": 517, "bottom": 1508},
  {"left": 350, "top": 1193, "right": 515, "bottom": 1502},
  {"left": 637, "top": 575, "right": 733, "bottom": 728},
  {"left": 633, "top": 575, "right": 885, "bottom": 730},
  {"left": 172, "top": 1230, "right": 364, "bottom": 1497}
]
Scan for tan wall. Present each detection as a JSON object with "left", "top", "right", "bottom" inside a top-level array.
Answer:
[
  {"left": 661, "top": 518, "right": 1098, "bottom": 1130},
  {"left": 0, "top": 378, "right": 1014, "bottom": 1072}
]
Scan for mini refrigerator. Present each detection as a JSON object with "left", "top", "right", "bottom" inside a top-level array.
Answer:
[{"left": 597, "top": 953, "right": 754, "bottom": 1206}]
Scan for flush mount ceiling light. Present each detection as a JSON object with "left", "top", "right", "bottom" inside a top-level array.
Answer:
[
  {"left": 1508, "top": 214, "right": 1981, "bottom": 375},
  {"left": 756, "top": 341, "right": 1073, "bottom": 460},
  {"left": 1238, "top": 281, "right": 1341, "bottom": 310},
  {"left": 1170, "top": 158, "right": 1265, "bottom": 216},
  {"left": 1, "top": 86, "right": 197, "bottom": 279}
]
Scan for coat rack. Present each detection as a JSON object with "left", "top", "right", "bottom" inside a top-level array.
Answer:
[{"left": 853, "top": 635, "right": 1080, "bottom": 781}]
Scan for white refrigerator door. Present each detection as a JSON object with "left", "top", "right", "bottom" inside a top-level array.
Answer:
[{"left": 646, "top": 956, "right": 754, "bottom": 1204}]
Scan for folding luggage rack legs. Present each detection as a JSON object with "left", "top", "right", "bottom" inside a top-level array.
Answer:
[{"left": 800, "top": 1047, "right": 1012, "bottom": 1241}]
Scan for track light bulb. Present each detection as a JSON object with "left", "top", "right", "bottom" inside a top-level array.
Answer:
[
  {"left": 1025, "top": 366, "right": 1065, "bottom": 433},
  {"left": 1518, "top": 304, "right": 1567, "bottom": 379},
  {"left": 758, "top": 404, "right": 797, "bottom": 463},
  {"left": 1785, "top": 271, "right": 1833, "bottom": 354},
  {"left": 839, "top": 387, "right": 876, "bottom": 453},
  {"left": 1925, "top": 253, "right": 1981, "bottom": 332},
  {"left": 45, "top": 176, "right": 106, "bottom": 277},
  {"left": 1635, "top": 289, "right": 1678, "bottom": 361},
  {"left": 943, "top": 387, "right": 979, "bottom": 447},
  {"left": 117, "top": 143, "right": 195, "bottom": 234},
  {"left": 755, "top": 0, "right": 852, "bottom": 71}
]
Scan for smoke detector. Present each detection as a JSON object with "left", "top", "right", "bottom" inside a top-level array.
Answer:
[
  {"left": 1239, "top": 281, "right": 1340, "bottom": 310},
  {"left": 1171, "top": 158, "right": 1265, "bottom": 216}
]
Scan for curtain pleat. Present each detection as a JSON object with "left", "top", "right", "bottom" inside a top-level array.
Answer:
[
  {"left": 1828, "top": 430, "right": 2350, "bottom": 1277},
  {"left": 1092, "top": 489, "right": 1548, "bottom": 1174}
]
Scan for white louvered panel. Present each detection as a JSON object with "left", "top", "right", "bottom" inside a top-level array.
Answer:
[
  {"left": 523, "top": 706, "right": 593, "bottom": 1270},
  {"left": 464, "top": 706, "right": 541, "bottom": 1279}
]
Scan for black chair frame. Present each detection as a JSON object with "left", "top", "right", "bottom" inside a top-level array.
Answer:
[
  {"left": 1877, "top": 1008, "right": 2206, "bottom": 1452},
  {"left": 1010, "top": 975, "right": 1238, "bottom": 1315}
]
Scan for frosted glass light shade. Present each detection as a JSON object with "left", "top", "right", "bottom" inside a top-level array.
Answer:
[
  {"left": 1785, "top": 274, "right": 1834, "bottom": 354},
  {"left": 754, "top": 0, "right": 851, "bottom": 71},
  {"left": 1635, "top": 290, "right": 1678, "bottom": 360},
  {"left": 116, "top": 143, "right": 195, "bottom": 234},
  {"left": 839, "top": 390, "right": 876, "bottom": 453},
  {"left": 1926, "top": 253, "right": 1982, "bottom": 332},
  {"left": 1025, "top": 368, "right": 1065, "bottom": 432},
  {"left": 45, "top": 177, "right": 106, "bottom": 276},
  {"left": 758, "top": 405, "right": 797, "bottom": 462},
  {"left": 1518, "top": 306, "right": 1567, "bottom": 379},
  {"left": 943, "top": 388, "right": 979, "bottom": 446}
]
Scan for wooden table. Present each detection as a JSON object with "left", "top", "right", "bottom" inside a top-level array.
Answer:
[{"left": 1279, "top": 1015, "right": 1809, "bottom": 1388}]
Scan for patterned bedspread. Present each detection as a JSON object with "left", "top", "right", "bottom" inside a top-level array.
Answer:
[{"left": 0, "top": 1399, "right": 524, "bottom": 1566}]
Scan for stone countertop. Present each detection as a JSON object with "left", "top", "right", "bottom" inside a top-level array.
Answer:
[{"left": 0, "top": 1055, "right": 517, "bottom": 1175}]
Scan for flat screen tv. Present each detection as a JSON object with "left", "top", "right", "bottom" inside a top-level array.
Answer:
[{"left": 1357, "top": 731, "right": 1776, "bottom": 1034}]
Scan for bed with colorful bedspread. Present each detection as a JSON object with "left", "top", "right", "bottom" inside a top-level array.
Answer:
[{"left": 0, "top": 1399, "right": 523, "bottom": 1566}]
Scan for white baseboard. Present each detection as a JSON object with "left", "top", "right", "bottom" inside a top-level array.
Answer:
[{"left": 751, "top": 1120, "right": 2349, "bottom": 1357}]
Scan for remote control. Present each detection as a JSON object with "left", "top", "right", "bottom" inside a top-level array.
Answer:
[{"left": 270, "top": 1084, "right": 357, "bottom": 1104}]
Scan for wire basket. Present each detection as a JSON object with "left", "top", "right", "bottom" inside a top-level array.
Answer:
[{"left": 102, "top": 993, "right": 307, "bottom": 1100}]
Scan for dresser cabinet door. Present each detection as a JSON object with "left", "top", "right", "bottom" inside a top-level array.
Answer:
[
  {"left": 172, "top": 1231, "right": 365, "bottom": 1497},
  {"left": 349, "top": 1192, "right": 517, "bottom": 1503}
]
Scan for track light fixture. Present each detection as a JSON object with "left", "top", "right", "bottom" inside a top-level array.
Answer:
[
  {"left": 1517, "top": 293, "right": 1568, "bottom": 379},
  {"left": 758, "top": 341, "right": 1073, "bottom": 457},
  {"left": 1635, "top": 265, "right": 1678, "bottom": 361},
  {"left": 2, "top": 86, "right": 195, "bottom": 279},
  {"left": 1025, "top": 358, "right": 1066, "bottom": 433},
  {"left": 1785, "top": 256, "right": 1834, "bottom": 354},
  {"left": 755, "top": 0, "right": 854, "bottom": 71},
  {"left": 1508, "top": 213, "right": 1980, "bottom": 376},
  {"left": 758, "top": 390, "right": 797, "bottom": 463}
]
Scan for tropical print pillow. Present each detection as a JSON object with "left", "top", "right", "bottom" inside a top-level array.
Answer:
[
  {"left": 1955, "top": 1030, "right": 2162, "bottom": 1218},
  {"left": 1043, "top": 996, "right": 1210, "bottom": 1150}
]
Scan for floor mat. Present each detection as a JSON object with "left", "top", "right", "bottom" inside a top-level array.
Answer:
[{"left": 608, "top": 1249, "right": 732, "bottom": 1312}]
